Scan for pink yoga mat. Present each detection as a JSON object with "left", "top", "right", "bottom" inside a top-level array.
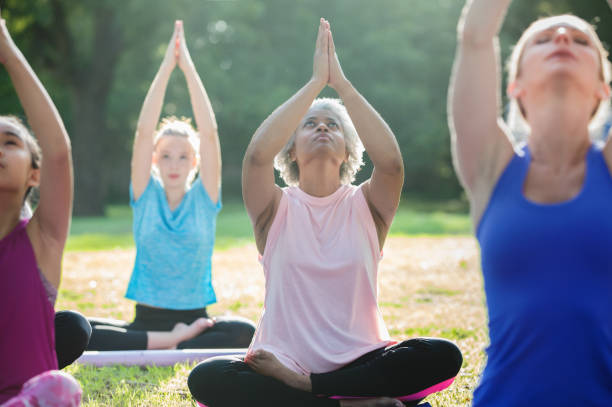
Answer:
[{"left": 76, "top": 349, "right": 247, "bottom": 367}]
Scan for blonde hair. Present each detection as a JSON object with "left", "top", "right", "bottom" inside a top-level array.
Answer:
[
  {"left": 0, "top": 115, "right": 41, "bottom": 217},
  {"left": 274, "top": 98, "right": 365, "bottom": 186},
  {"left": 506, "top": 15, "right": 612, "bottom": 142},
  {"left": 152, "top": 116, "right": 200, "bottom": 186}
]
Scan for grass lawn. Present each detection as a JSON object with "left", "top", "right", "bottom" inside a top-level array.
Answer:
[
  {"left": 59, "top": 202, "right": 483, "bottom": 406},
  {"left": 66, "top": 200, "right": 473, "bottom": 252}
]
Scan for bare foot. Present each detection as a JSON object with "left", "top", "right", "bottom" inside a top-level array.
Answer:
[
  {"left": 172, "top": 317, "right": 214, "bottom": 344},
  {"left": 245, "top": 350, "right": 312, "bottom": 391},
  {"left": 339, "top": 398, "right": 404, "bottom": 407}
]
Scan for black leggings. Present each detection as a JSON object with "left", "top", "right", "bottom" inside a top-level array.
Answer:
[
  {"left": 55, "top": 310, "right": 92, "bottom": 369},
  {"left": 86, "top": 304, "right": 256, "bottom": 351},
  {"left": 188, "top": 338, "right": 462, "bottom": 407}
]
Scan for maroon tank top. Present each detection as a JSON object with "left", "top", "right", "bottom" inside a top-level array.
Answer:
[{"left": 0, "top": 219, "right": 57, "bottom": 402}]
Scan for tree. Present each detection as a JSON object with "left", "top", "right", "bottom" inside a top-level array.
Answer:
[{"left": 2, "top": 0, "right": 611, "bottom": 213}]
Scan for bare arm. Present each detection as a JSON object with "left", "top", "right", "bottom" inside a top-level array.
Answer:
[
  {"left": 242, "top": 19, "right": 329, "bottom": 254},
  {"left": 176, "top": 22, "right": 221, "bottom": 203},
  {"left": 131, "top": 23, "right": 178, "bottom": 201},
  {"left": 327, "top": 27, "right": 403, "bottom": 247},
  {"left": 448, "top": 0, "right": 514, "bottom": 210},
  {"left": 0, "top": 12, "right": 72, "bottom": 288}
]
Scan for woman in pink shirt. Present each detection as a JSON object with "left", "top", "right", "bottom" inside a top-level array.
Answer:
[{"left": 187, "top": 19, "right": 462, "bottom": 407}]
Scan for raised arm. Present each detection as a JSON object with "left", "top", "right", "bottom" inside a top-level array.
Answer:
[
  {"left": 326, "top": 26, "right": 403, "bottom": 247},
  {"left": 242, "top": 19, "right": 329, "bottom": 253},
  {"left": 176, "top": 22, "right": 221, "bottom": 203},
  {"left": 448, "top": 0, "right": 514, "bottom": 209},
  {"left": 0, "top": 11, "right": 72, "bottom": 288},
  {"left": 131, "top": 23, "right": 178, "bottom": 201}
]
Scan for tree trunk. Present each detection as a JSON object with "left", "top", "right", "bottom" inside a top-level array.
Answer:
[
  {"left": 70, "top": 5, "right": 123, "bottom": 215},
  {"left": 71, "top": 88, "right": 108, "bottom": 215}
]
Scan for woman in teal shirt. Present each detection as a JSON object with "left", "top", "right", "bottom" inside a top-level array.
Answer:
[{"left": 86, "top": 21, "right": 255, "bottom": 350}]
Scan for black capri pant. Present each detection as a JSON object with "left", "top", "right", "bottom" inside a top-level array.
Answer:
[
  {"left": 86, "top": 304, "right": 256, "bottom": 351},
  {"left": 188, "top": 338, "right": 462, "bottom": 407},
  {"left": 55, "top": 310, "right": 92, "bottom": 369}
]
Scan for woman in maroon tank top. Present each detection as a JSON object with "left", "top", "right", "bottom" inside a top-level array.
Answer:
[{"left": 0, "top": 7, "right": 82, "bottom": 406}]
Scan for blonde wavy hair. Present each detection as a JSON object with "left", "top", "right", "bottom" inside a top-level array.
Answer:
[
  {"left": 506, "top": 15, "right": 612, "bottom": 142},
  {"left": 274, "top": 98, "right": 365, "bottom": 186}
]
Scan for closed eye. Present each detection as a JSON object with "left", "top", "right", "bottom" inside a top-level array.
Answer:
[{"left": 573, "top": 35, "right": 590, "bottom": 46}]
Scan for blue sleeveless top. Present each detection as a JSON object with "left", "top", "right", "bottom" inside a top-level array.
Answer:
[
  {"left": 125, "top": 176, "right": 222, "bottom": 310},
  {"left": 475, "top": 145, "right": 612, "bottom": 406}
]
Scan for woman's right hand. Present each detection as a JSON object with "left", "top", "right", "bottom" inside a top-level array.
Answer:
[
  {"left": 312, "top": 18, "right": 329, "bottom": 87},
  {"left": 0, "top": 8, "right": 18, "bottom": 65}
]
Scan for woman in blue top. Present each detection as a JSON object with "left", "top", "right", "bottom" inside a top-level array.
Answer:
[
  {"left": 86, "top": 21, "right": 255, "bottom": 350},
  {"left": 449, "top": 0, "right": 612, "bottom": 405}
]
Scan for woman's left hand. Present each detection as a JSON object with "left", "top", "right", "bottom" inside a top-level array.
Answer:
[{"left": 327, "top": 23, "right": 349, "bottom": 91}]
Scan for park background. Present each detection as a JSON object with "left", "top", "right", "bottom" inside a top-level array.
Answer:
[
  {"left": 1, "top": 0, "right": 612, "bottom": 406},
  {"left": 2, "top": 0, "right": 611, "bottom": 215}
]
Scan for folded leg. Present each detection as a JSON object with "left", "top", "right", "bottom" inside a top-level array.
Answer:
[
  {"left": 178, "top": 316, "right": 256, "bottom": 349},
  {"left": 312, "top": 338, "right": 463, "bottom": 400},
  {"left": 188, "top": 356, "right": 338, "bottom": 407},
  {"left": 55, "top": 310, "right": 92, "bottom": 369}
]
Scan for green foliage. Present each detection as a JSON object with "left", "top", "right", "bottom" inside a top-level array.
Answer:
[{"left": 2, "top": 0, "right": 611, "bottom": 212}]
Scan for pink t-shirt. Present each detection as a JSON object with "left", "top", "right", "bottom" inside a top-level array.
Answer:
[{"left": 248, "top": 184, "right": 393, "bottom": 375}]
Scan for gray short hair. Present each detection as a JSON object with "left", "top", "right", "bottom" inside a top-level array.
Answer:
[{"left": 274, "top": 98, "right": 365, "bottom": 186}]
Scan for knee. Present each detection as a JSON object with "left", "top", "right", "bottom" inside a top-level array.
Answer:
[
  {"left": 216, "top": 317, "right": 256, "bottom": 347},
  {"left": 433, "top": 339, "right": 463, "bottom": 377},
  {"left": 188, "top": 358, "right": 231, "bottom": 403},
  {"left": 55, "top": 311, "right": 92, "bottom": 368},
  {"left": 56, "top": 310, "right": 92, "bottom": 348},
  {"left": 394, "top": 337, "right": 463, "bottom": 379},
  {"left": 233, "top": 319, "right": 256, "bottom": 347}
]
